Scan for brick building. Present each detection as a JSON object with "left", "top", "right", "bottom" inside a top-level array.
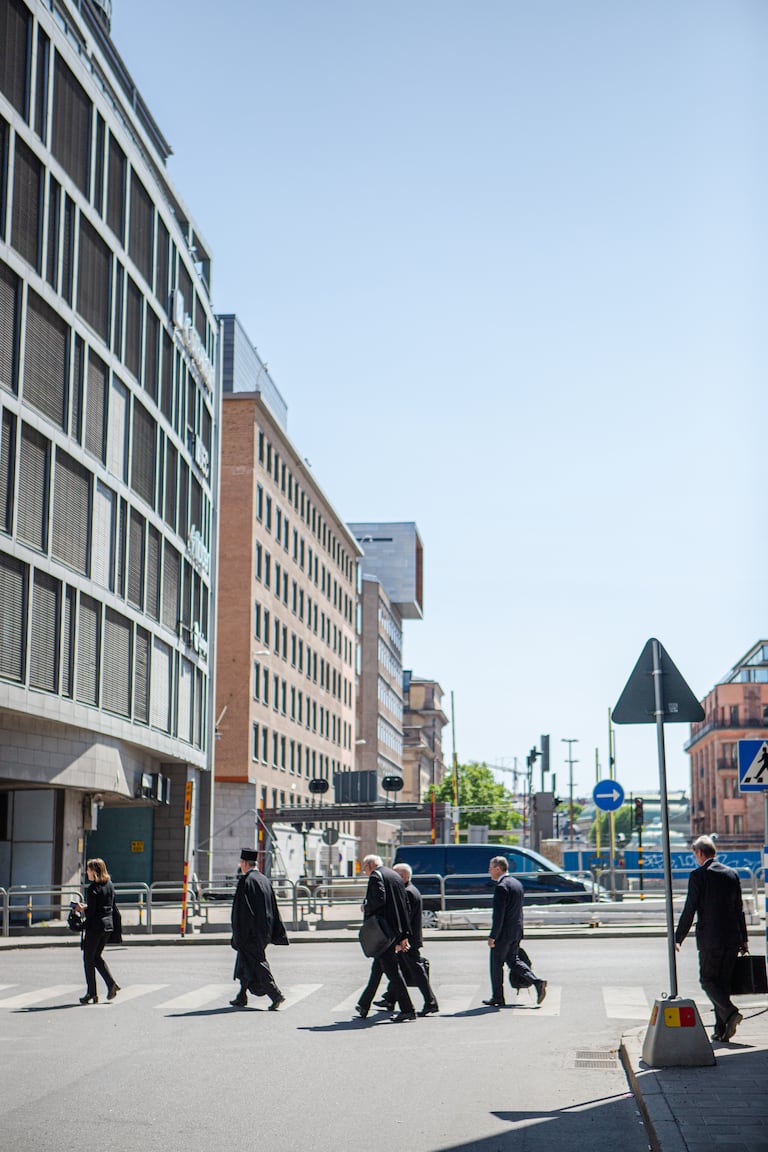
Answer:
[{"left": 685, "top": 641, "right": 768, "bottom": 848}]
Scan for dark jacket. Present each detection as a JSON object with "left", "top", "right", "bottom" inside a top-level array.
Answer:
[
  {"left": 404, "top": 881, "right": 424, "bottom": 950},
  {"left": 490, "top": 872, "right": 524, "bottom": 943},
  {"left": 84, "top": 880, "right": 114, "bottom": 935},
  {"left": 364, "top": 866, "right": 410, "bottom": 944},
  {"left": 675, "top": 857, "right": 747, "bottom": 950},
  {"left": 231, "top": 867, "right": 288, "bottom": 952}
]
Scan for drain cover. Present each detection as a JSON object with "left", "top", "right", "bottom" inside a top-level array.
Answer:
[{"left": 574, "top": 1050, "right": 619, "bottom": 1069}]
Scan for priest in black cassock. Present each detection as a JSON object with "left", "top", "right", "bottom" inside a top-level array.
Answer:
[{"left": 230, "top": 849, "right": 288, "bottom": 1009}]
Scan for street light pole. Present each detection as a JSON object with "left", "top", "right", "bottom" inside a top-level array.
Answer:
[{"left": 562, "top": 738, "right": 579, "bottom": 849}]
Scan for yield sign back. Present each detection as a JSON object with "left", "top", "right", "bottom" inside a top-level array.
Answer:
[{"left": 613, "top": 638, "right": 704, "bottom": 725}]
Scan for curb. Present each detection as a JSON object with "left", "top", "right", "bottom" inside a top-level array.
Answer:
[{"left": 620, "top": 1027, "right": 688, "bottom": 1152}]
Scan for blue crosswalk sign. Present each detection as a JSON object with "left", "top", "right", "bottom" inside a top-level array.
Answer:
[{"left": 737, "top": 740, "right": 768, "bottom": 791}]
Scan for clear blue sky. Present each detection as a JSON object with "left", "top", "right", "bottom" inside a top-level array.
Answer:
[{"left": 113, "top": 0, "right": 766, "bottom": 797}]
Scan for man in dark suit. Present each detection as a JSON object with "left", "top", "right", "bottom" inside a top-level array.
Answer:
[
  {"left": 356, "top": 854, "right": 416, "bottom": 1021},
  {"left": 374, "top": 863, "right": 439, "bottom": 1016},
  {"left": 675, "top": 835, "right": 748, "bottom": 1042},
  {"left": 230, "top": 849, "right": 288, "bottom": 1009},
  {"left": 484, "top": 856, "right": 547, "bottom": 1008}
]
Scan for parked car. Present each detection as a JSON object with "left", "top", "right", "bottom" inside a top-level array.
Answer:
[{"left": 393, "top": 843, "right": 603, "bottom": 925}]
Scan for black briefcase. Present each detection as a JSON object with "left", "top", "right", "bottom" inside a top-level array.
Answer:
[
  {"left": 730, "top": 952, "right": 768, "bottom": 996},
  {"left": 401, "top": 954, "right": 430, "bottom": 987}
]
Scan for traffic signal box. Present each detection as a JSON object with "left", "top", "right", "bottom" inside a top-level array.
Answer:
[
  {"left": 634, "top": 797, "right": 644, "bottom": 827},
  {"left": 642, "top": 998, "right": 715, "bottom": 1067}
]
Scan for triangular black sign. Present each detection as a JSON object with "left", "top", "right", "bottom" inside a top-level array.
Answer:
[{"left": 613, "top": 638, "right": 704, "bottom": 725}]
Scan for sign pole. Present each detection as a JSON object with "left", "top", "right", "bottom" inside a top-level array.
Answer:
[
  {"left": 651, "top": 639, "right": 678, "bottom": 998},
  {"left": 180, "top": 780, "right": 193, "bottom": 938}
]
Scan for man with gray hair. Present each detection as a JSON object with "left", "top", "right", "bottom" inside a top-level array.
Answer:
[
  {"left": 675, "top": 835, "right": 748, "bottom": 1042},
  {"left": 356, "top": 855, "right": 415, "bottom": 1021}
]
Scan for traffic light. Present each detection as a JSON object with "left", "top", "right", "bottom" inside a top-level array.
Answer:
[
  {"left": 634, "top": 797, "right": 644, "bottom": 827},
  {"left": 526, "top": 747, "right": 539, "bottom": 770}
]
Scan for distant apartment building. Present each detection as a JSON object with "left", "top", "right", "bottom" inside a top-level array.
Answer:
[
  {"left": 347, "top": 523, "right": 423, "bottom": 857},
  {"left": 401, "top": 672, "right": 447, "bottom": 802},
  {"left": 684, "top": 641, "right": 768, "bottom": 848},
  {"left": 213, "top": 315, "right": 360, "bottom": 876},
  {"left": 0, "top": 0, "right": 218, "bottom": 896}
]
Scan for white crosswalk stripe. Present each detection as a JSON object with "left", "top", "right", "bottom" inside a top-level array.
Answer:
[
  {"left": 109, "top": 984, "right": 168, "bottom": 1004},
  {"left": 279, "top": 983, "right": 323, "bottom": 1010},
  {"left": 433, "top": 984, "right": 478, "bottom": 1014},
  {"left": 154, "top": 983, "right": 233, "bottom": 1013},
  {"left": 603, "top": 986, "right": 651, "bottom": 1020},
  {"left": 331, "top": 990, "right": 364, "bottom": 1014},
  {"left": 0, "top": 985, "right": 81, "bottom": 1009}
]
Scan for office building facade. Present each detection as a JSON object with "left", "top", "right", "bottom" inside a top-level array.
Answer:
[
  {"left": 213, "top": 315, "right": 359, "bottom": 877},
  {"left": 401, "top": 672, "right": 447, "bottom": 803},
  {"left": 0, "top": 0, "right": 218, "bottom": 895}
]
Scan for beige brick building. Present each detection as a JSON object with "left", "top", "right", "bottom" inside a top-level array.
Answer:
[
  {"left": 213, "top": 316, "right": 360, "bottom": 876},
  {"left": 402, "top": 674, "right": 448, "bottom": 802}
]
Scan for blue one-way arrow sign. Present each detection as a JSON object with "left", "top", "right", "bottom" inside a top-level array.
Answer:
[{"left": 593, "top": 779, "right": 625, "bottom": 812}]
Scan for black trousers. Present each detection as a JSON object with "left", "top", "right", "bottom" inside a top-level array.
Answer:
[
  {"left": 358, "top": 946, "right": 414, "bottom": 1013},
  {"left": 393, "top": 948, "right": 437, "bottom": 1009},
  {"left": 699, "top": 946, "right": 739, "bottom": 1034},
  {"left": 82, "top": 930, "right": 116, "bottom": 997},
  {"left": 235, "top": 945, "right": 282, "bottom": 1001},
  {"left": 490, "top": 937, "right": 536, "bottom": 1002}
]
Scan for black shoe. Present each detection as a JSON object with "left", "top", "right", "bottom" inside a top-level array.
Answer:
[
  {"left": 391, "top": 1009, "right": 416, "bottom": 1022},
  {"left": 230, "top": 993, "right": 248, "bottom": 1008},
  {"left": 373, "top": 998, "right": 395, "bottom": 1010},
  {"left": 107, "top": 984, "right": 120, "bottom": 1001},
  {"left": 268, "top": 994, "right": 286, "bottom": 1011},
  {"left": 418, "top": 1003, "right": 439, "bottom": 1016},
  {"left": 723, "top": 1011, "right": 742, "bottom": 1041},
  {"left": 79, "top": 994, "right": 98, "bottom": 1005},
  {"left": 355, "top": 1004, "right": 369, "bottom": 1018},
  {"left": 482, "top": 998, "right": 504, "bottom": 1007},
  {"left": 710, "top": 1031, "right": 723, "bottom": 1042},
  {"left": 535, "top": 980, "right": 548, "bottom": 1006}
]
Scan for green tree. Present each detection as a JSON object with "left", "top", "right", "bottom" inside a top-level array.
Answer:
[
  {"left": 589, "top": 804, "right": 633, "bottom": 844},
  {"left": 433, "top": 761, "right": 521, "bottom": 832}
]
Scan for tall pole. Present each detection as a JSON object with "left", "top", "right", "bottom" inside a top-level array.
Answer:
[
  {"left": 594, "top": 748, "right": 601, "bottom": 860},
  {"left": 562, "top": 738, "right": 578, "bottom": 849},
  {"left": 450, "top": 691, "right": 459, "bottom": 844},
  {"left": 608, "top": 708, "right": 617, "bottom": 896},
  {"left": 652, "top": 639, "right": 678, "bottom": 998}
]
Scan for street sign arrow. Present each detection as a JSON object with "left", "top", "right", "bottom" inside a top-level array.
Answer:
[
  {"left": 612, "top": 638, "right": 704, "bottom": 725},
  {"left": 593, "top": 779, "right": 625, "bottom": 812}
]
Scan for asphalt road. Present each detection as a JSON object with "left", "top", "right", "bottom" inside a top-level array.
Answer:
[{"left": 0, "top": 936, "right": 707, "bottom": 1152}]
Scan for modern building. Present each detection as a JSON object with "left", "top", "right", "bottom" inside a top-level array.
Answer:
[
  {"left": 347, "top": 522, "right": 423, "bottom": 857},
  {"left": 401, "top": 671, "right": 447, "bottom": 803},
  {"left": 212, "top": 315, "right": 360, "bottom": 878},
  {"left": 0, "top": 0, "right": 219, "bottom": 899},
  {"left": 684, "top": 641, "right": 768, "bottom": 848}
]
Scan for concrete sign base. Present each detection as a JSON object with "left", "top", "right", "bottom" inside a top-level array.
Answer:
[{"left": 641, "top": 998, "right": 715, "bottom": 1067}]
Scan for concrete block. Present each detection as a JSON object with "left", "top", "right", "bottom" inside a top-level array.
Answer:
[{"left": 642, "top": 998, "right": 716, "bottom": 1067}]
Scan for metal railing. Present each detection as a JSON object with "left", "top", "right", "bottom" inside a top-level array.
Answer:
[{"left": 1, "top": 885, "right": 84, "bottom": 936}]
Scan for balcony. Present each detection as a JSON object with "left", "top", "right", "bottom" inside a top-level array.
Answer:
[{"left": 684, "top": 715, "right": 768, "bottom": 750}]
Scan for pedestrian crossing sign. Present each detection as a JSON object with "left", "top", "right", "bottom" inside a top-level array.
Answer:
[{"left": 737, "top": 740, "right": 768, "bottom": 791}]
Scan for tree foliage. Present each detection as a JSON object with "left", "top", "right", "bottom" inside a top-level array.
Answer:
[
  {"left": 589, "top": 805, "right": 633, "bottom": 844},
  {"left": 433, "top": 761, "right": 521, "bottom": 831}
]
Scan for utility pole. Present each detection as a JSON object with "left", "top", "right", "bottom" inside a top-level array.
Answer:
[{"left": 562, "top": 738, "right": 579, "bottom": 849}]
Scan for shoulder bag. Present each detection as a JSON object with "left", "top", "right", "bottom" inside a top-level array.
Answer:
[{"left": 359, "top": 914, "right": 396, "bottom": 958}]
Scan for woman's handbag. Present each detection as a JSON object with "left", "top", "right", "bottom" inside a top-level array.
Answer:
[
  {"left": 730, "top": 951, "right": 768, "bottom": 995},
  {"left": 359, "top": 914, "right": 396, "bottom": 958},
  {"left": 107, "top": 902, "right": 122, "bottom": 944},
  {"left": 67, "top": 907, "right": 85, "bottom": 933}
]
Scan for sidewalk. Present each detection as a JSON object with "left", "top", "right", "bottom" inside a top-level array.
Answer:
[{"left": 621, "top": 1000, "right": 768, "bottom": 1152}]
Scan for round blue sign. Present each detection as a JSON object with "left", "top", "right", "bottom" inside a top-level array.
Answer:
[{"left": 592, "top": 779, "right": 625, "bottom": 812}]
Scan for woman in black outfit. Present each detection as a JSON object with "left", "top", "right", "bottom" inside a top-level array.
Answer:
[{"left": 75, "top": 858, "right": 120, "bottom": 1004}]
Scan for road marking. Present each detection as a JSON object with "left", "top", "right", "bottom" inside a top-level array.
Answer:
[
  {"left": 154, "top": 984, "right": 233, "bottom": 1012},
  {"left": 109, "top": 984, "right": 168, "bottom": 1004},
  {"left": 603, "top": 986, "right": 651, "bottom": 1020},
  {"left": 331, "top": 990, "right": 365, "bottom": 1014},
  {"left": 0, "top": 985, "right": 81, "bottom": 1009},
  {"left": 0, "top": 985, "right": 17, "bottom": 994},
  {"left": 280, "top": 983, "right": 323, "bottom": 1010},
  {"left": 434, "top": 984, "right": 478, "bottom": 1014},
  {"left": 532, "top": 984, "right": 561, "bottom": 1015}
]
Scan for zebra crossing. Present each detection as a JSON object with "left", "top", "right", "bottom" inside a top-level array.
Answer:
[{"left": 0, "top": 979, "right": 753, "bottom": 1020}]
